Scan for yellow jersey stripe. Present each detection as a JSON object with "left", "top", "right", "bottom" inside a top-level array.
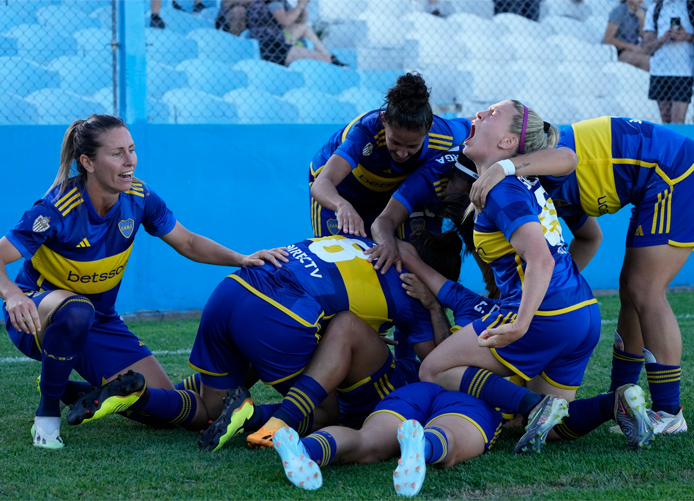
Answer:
[
  {"left": 61, "top": 198, "right": 84, "bottom": 217},
  {"left": 56, "top": 187, "right": 78, "bottom": 207},
  {"left": 652, "top": 192, "right": 661, "bottom": 235},
  {"left": 428, "top": 138, "right": 453, "bottom": 146},
  {"left": 56, "top": 191, "right": 81, "bottom": 212},
  {"left": 428, "top": 145, "right": 451, "bottom": 151},
  {"left": 428, "top": 132, "right": 454, "bottom": 140},
  {"left": 125, "top": 190, "right": 145, "bottom": 198}
]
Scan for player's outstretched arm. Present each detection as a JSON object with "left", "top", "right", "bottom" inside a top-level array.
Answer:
[
  {"left": 470, "top": 147, "right": 577, "bottom": 211},
  {"left": 160, "top": 222, "right": 289, "bottom": 268}
]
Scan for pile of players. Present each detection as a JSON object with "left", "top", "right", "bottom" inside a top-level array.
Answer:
[{"left": 2, "top": 73, "right": 689, "bottom": 497}]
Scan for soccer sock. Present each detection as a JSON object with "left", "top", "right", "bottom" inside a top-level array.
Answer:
[
  {"left": 609, "top": 346, "right": 644, "bottom": 392},
  {"left": 646, "top": 363, "right": 681, "bottom": 415},
  {"left": 129, "top": 388, "right": 199, "bottom": 426},
  {"left": 553, "top": 393, "right": 614, "bottom": 440},
  {"left": 273, "top": 374, "right": 328, "bottom": 430},
  {"left": 246, "top": 403, "right": 282, "bottom": 431},
  {"left": 175, "top": 373, "right": 202, "bottom": 393},
  {"left": 296, "top": 411, "right": 315, "bottom": 436},
  {"left": 61, "top": 380, "right": 94, "bottom": 406},
  {"left": 460, "top": 367, "right": 540, "bottom": 416},
  {"left": 301, "top": 430, "right": 337, "bottom": 467},
  {"left": 423, "top": 426, "right": 449, "bottom": 464},
  {"left": 37, "top": 297, "right": 94, "bottom": 417}
]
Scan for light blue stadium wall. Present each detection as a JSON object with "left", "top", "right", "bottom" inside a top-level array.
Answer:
[{"left": 1, "top": 124, "right": 693, "bottom": 315}]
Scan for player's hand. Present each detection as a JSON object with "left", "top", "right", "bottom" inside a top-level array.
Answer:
[
  {"left": 243, "top": 247, "right": 290, "bottom": 268},
  {"left": 5, "top": 292, "right": 40, "bottom": 335},
  {"left": 336, "top": 203, "right": 366, "bottom": 236},
  {"left": 364, "top": 238, "right": 401, "bottom": 274},
  {"left": 477, "top": 321, "right": 527, "bottom": 349},
  {"left": 470, "top": 162, "right": 505, "bottom": 212},
  {"left": 383, "top": 337, "right": 399, "bottom": 346},
  {"left": 400, "top": 273, "right": 437, "bottom": 309}
]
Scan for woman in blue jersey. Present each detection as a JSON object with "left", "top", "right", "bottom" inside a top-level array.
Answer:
[
  {"left": 406, "top": 101, "right": 654, "bottom": 454},
  {"left": 0, "top": 114, "right": 287, "bottom": 449},
  {"left": 468, "top": 115, "right": 693, "bottom": 435},
  {"left": 309, "top": 72, "right": 470, "bottom": 272}
]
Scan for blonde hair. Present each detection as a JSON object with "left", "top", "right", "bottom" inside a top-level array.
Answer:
[{"left": 51, "top": 114, "right": 132, "bottom": 198}]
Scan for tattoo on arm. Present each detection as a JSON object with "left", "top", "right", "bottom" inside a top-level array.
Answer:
[{"left": 515, "top": 162, "right": 530, "bottom": 172}]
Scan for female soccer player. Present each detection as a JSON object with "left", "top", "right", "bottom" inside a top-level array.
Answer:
[
  {"left": 468, "top": 115, "right": 693, "bottom": 435},
  {"left": 271, "top": 381, "right": 503, "bottom": 496},
  {"left": 0, "top": 114, "right": 287, "bottom": 449},
  {"left": 408, "top": 101, "right": 654, "bottom": 453},
  {"left": 308, "top": 73, "right": 470, "bottom": 253}
]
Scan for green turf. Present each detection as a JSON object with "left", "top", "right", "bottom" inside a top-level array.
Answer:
[{"left": 1, "top": 293, "right": 692, "bottom": 500}]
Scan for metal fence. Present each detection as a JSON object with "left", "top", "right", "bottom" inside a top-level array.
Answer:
[{"left": 1, "top": 0, "right": 691, "bottom": 125}]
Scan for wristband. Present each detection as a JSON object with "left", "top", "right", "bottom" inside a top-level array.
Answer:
[{"left": 497, "top": 159, "right": 516, "bottom": 177}]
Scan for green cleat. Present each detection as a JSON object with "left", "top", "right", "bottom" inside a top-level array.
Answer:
[
  {"left": 66, "top": 370, "right": 146, "bottom": 425},
  {"left": 31, "top": 418, "right": 65, "bottom": 450},
  {"left": 199, "top": 387, "right": 254, "bottom": 451}
]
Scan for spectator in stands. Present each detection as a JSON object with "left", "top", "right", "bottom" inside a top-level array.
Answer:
[
  {"left": 216, "top": 0, "right": 253, "bottom": 35},
  {"left": 642, "top": 0, "right": 694, "bottom": 124},
  {"left": 604, "top": 0, "right": 650, "bottom": 71},
  {"left": 246, "top": 0, "right": 347, "bottom": 67},
  {"left": 427, "top": 0, "right": 443, "bottom": 17},
  {"left": 150, "top": 0, "right": 166, "bottom": 28},
  {"left": 493, "top": 0, "right": 541, "bottom": 22}
]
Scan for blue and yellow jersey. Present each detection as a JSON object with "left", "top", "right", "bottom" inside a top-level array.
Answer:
[
  {"left": 547, "top": 117, "right": 694, "bottom": 226},
  {"left": 5, "top": 179, "right": 176, "bottom": 318},
  {"left": 310, "top": 110, "right": 471, "bottom": 208},
  {"left": 233, "top": 235, "right": 433, "bottom": 344},
  {"left": 392, "top": 145, "right": 459, "bottom": 215},
  {"left": 473, "top": 176, "right": 595, "bottom": 313}
]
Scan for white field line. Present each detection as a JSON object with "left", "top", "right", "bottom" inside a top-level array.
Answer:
[{"left": 0, "top": 348, "right": 192, "bottom": 364}]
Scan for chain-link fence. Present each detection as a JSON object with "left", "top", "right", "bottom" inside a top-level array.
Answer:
[{"left": 1, "top": 0, "right": 692, "bottom": 125}]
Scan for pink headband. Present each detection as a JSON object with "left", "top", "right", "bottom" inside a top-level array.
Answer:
[{"left": 518, "top": 105, "right": 528, "bottom": 154}]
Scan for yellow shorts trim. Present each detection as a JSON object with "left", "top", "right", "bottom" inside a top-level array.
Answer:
[
  {"left": 490, "top": 348, "right": 531, "bottom": 381},
  {"left": 364, "top": 409, "right": 407, "bottom": 425},
  {"left": 535, "top": 298, "right": 598, "bottom": 317},
  {"left": 336, "top": 374, "right": 372, "bottom": 393},
  {"left": 264, "top": 367, "right": 306, "bottom": 386},
  {"left": 540, "top": 372, "right": 580, "bottom": 390},
  {"left": 426, "top": 413, "right": 488, "bottom": 444},
  {"left": 668, "top": 240, "right": 694, "bottom": 249},
  {"left": 187, "top": 361, "right": 228, "bottom": 377}
]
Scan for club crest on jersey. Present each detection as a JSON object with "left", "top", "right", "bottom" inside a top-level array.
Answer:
[
  {"left": 32, "top": 215, "right": 51, "bottom": 233},
  {"left": 327, "top": 219, "right": 340, "bottom": 235},
  {"left": 362, "top": 143, "right": 374, "bottom": 156},
  {"left": 119, "top": 219, "right": 135, "bottom": 239},
  {"left": 410, "top": 218, "right": 425, "bottom": 233}
]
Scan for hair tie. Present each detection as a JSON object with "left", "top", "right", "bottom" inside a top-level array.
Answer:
[
  {"left": 543, "top": 121, "right": 551, "bottom": 133},
  {"left": 518, "top": 105, "right": 528, "bottom": 154}
]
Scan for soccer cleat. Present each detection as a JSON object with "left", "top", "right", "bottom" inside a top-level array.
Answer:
[
  {"left": 247, "top": 417, "right": 288, "bottom": 449},
  {"left": 199, "top": 387, "right": 254, "bottom": 451},
  {"left": 393, "top": 420, "right": 426, "bottom": 498},
  {"left": 648, "top": 407, "right": 687, "bottom": 434},
  {"left": 66, "top": 370, "right": 146, "bottom": 426},
  {"left": 513, "top": 394, "right": 569, "bottom": 455},
  {"left": 613, "top": 384, "right": 654, "bottom": 450},
  {"left": 273, "top": 426, "right": 322, "bottom": 490},
  {"left": 31, "top": 418, "right": 65, "bottom": 450}
]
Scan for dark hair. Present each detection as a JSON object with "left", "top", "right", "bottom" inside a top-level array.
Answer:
[
  {"left": 382, "top": 72, "right": 433, "bottom": 132},
  {"left": 410, "top": 229, "right": 462, "bottom": 282},
  {"left": 52, "top": 114, "right": 129, "bottom": 196}
]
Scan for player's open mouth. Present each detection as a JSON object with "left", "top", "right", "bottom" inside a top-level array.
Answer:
[
  {"left": 465, "top": 123, "right": 476, "bottom": 143},
  {"left": 119, "top": 171, "right": 133, "bottom": 180}
]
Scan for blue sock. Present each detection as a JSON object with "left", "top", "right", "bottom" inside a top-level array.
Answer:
[
  {"left": 175, "top": 373, "right": 202, "bottom": 393},
  {"left": 301, "top": 430, "right": 337, "bottom": 466},
  {"left": 609, "top": 346, "right": 644, "bottom": 391},
  {"left": 61, "top": 380, "right": 93, "bottom": 406},
  {"left": 646, "top": 363, "right": 681, "bottom": 414},
  {"left": 553, "top": 393, "right": 613, "bottom": 440},
  {"left": 37, "top": 297, "right": 94, "bottom": 417},
  {"left": 460, "top": 367, "right": 538, "bottom": 416},
  {"left": 247, "top": 403, "right": 282, "bottom": 431},
  {"left": 423, "top": 426, "right": 449, "bottom": 464},
  {"left": 274, "top": 374, "right": 328, "bottom": 429},
  {"left": 130, "top": 388, "right": 199, "bottom": 425}
]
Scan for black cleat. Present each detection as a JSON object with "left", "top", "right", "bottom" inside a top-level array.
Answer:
[
  {"left": 67, "top": 370, "right": 146, "bottom": 426},
  {"left": 199, "top": 387, "right": 254, "bottom": 451}
]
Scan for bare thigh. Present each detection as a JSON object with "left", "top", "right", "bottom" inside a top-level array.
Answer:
[
  {"left": 117, "top": 355, "right": 174, "bottom": 389},
  {"left": 426, "top": 415, "right": 486, "bottom": 466}
]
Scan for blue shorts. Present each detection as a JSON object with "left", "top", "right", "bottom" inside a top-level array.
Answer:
[
  {"left": 336, "top": 350, "right": 407, "bottom": 428},
  {"left": 367, "top": 381, "right": 502, "bottom": 450},
  {"left": 625, "top": 170, "right": 694, "bottom": 249},
  {"left": 188, "top": 275, "right": 323, "bottom": 393},
  {"left": 309, "top": 196, "right": 443, "bottom": 240},
  {"left": 472, "top": 303, "right": 601, "bottom": 389},
  {"left": 4, "top": 291, "right": 152, "bottom": 386}
]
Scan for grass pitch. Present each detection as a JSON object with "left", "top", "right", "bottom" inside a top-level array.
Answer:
[{"left": 0, "top": 293, "right": 692, "bottom": 500}]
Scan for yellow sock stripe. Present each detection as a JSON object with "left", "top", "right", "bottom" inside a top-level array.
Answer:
[
  {"left": 554, "top": 421, "right": 582, "bottom": 440},
  {"left": 285, "top": 393, "right": 311, "bottom": 417},
  {"left": 468, "top": 369, "right": 488, "bottom": 398},
  {"left": 612, "top": 348, "right": 644, "bottom": 362},
  {"left": 297, "top": 416, "right": 308, "bottom": 436},
  {"left": 424, "top": 428, "right": 448, "bottom": 464},
  {"left": 287, "top": 389, "right": 314, "bottom": 415},
  {"left": 170, "top": 390, "right": 191, "bottom": 425},
  {"left": 313, "top": 434, "right": 332, "bottom": 466},
  {"left": 293, "top": 388, "right": 318, "bottom": 413}
]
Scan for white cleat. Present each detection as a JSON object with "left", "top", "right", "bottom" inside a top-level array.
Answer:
[
  {"left": 394, "top": 420, "right": 426, "bottom": 497},
  {"left": 273, "top": 426, "right": 322, "bottom": 490},
  {"left": 649, "top": 407, "right": 688, "bottom": 435},
  {"left": 31, "top": 416, "right": 65, "bottom": 450}
]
